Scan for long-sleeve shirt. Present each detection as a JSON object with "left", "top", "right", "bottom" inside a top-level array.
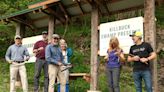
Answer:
[
  {"left": 5, "top": 44, "right": 30, "bottom": 62},
  {"left": 60, "top": 48, "right": 73, "bottom": 64},
  {"left": 45, "top": 44, "right": 63, "bottom": 64},
  {"left": 33, "top": 40, "right": 48, "bottom": 59}
]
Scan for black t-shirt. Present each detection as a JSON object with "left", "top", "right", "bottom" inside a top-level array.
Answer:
[{"left": 129, "top": 42, "right": 153, "bottom": 72}]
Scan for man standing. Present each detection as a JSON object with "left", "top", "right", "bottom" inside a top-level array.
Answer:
[
  {"left": 33, "top": 31, "right": 48, "bottom": 92},
  {"left": 127, "top": 31, "right": 156, "bottom": 92},
  {"left": 5, "top": 35, "right": 30, "bottom": 92},
  {"left": 45, "top": 34, "right": 65, "bottom": 92}
]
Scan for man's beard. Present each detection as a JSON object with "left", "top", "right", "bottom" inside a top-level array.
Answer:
[{"left": 54, "top": 42, "right": 58, "bottom": 45}]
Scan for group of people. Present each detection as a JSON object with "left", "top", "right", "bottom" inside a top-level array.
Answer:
[
  {"left": 105, "top": 31, "right": 156, "bottom": 92},
  {"left": 5, "top": 31, "right": 72, "bottom": 92},
  {"left": 5, "top": 30, "right": 156, "bottom": 92}
]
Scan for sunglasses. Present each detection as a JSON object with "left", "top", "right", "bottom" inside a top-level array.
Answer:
[
  {"left": 54, "top": 38, "right": 59, "bottom": 40},
  {"left": 16, "top": 38, "right": 21, "bottom": 39}
]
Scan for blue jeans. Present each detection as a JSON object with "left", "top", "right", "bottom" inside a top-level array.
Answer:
[
  {"left": 106, "top": 66, "right": 120, "bottom": 92},
  {"left": 133, "top": 70, "right": 152, "bottom": 92}
]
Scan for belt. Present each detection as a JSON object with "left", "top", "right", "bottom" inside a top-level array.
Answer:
[{"left": 14, "top": 61, "right": 24, "bottom": 63}]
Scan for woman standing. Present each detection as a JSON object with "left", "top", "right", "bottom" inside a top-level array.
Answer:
[
  {"left": 105, "top": 37, "right": 125, "bottom": 92},
  {"left": 58, "top": 39, "right": 73, "bottom": 92}
]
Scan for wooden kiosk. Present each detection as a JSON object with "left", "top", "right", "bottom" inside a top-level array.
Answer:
[{"left": 0, "top": 0, "right": 158, "bottom": 91}]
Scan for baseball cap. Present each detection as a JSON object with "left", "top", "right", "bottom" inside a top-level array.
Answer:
[
  {"left": 52, "top": 34, "right": 60, "bottom": 39},
  {"left": 129, "top": 31, "right": 142, "bottom": 38},
  {"left": 42, "top": 31, "right": 48, "bottom": 34},
  {"left": 14, "top": 35, "right": 22, "bottom": 39}
]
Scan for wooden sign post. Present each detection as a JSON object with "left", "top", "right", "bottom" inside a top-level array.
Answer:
[
  {"left": 144, "top": 0, "right": 158, "bottom": 92},
  {"left": 89, "top": 0, "right": 100, "bottom": 91}
]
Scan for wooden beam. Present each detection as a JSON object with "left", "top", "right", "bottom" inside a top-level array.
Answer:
[
  {"left": 58, "top": 2, "right": 70, "bottom": 17},
  {"left": 12, "top": 17, "right": 35, "bottom": 31},
  {"left": 144, "top": 0, "right": 158, "bottom": 92},
  {"left": 47, "top": 8, "right": 66, "bottom": 24},
  {"left": 24, "top": 15, "right": 38, "bottom": 31},
  {"left": 48, "top": 15, "right": 55, "bottom": 42},
  {"left": 90, "top": 1, "right": 99, "bottom": 91},
  {"left": 75, "top": 0, "right": 85, "bottom": 15},
  {"left": 102, "top": 0, "right": 110, "bottom": 16},
  {"left": 28, "top": 0, "right": 59, "bottom": 9},
  {"left": 86, "top": 0, "right": 103, "bottom": 16}
]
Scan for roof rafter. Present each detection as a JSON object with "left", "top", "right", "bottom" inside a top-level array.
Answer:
[
  {"left": 47, "top": 8, "right": 66, "bottom": 24},
  {"left": 12, "top": 17, "right": 36, "bottom": 31},
  {"left": 102, "top": 0, "right": 110, "bottom": 16},
  {"left": 75, "top": 0, "right": 85, "bottom": 15},
  {"left": 58, "top": 2, "right": 71, "bottom": 21},
  {"left": 85, "top": 0, "right": 103, "bottom": 16},
  {"left": 24, "top": 14, "right": 38, "bottom": 31}
]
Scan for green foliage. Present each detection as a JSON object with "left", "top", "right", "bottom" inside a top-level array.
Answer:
[
  {"left": 0, "top": 0, "right": 42, "bottom": 15},
  {"left": 0, "top": 23, "right": 15, "bottom": 57},
  {"left": 156, "top": 5, "right": 164, "bottom": 28}
]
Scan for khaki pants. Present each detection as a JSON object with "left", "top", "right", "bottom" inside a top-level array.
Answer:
[
  {"left": 10, "top": 62, "right": 28, "bottom": 92},
  {"left": 48, "top": 64, "right": 67, "bottom": 92}
]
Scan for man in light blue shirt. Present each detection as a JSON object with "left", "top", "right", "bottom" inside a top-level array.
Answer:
[
  {"left": 5, "top": 35, "right": 30, "bottom": 92},
  {"left": 46, "top": 34, "right": 66, "bottom": 92}
]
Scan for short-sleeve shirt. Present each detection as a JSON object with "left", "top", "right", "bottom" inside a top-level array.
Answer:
[
  {"left": 106, "top": 49, "right": 123, "bottom": 68},
  {"left": 33, "top": 40, "right": 48, "bottom": 59},
  {"left": 129, "top": 42, "right": 153, "bottom": 72}
]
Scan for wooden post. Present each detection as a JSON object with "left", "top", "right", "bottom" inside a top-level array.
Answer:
[
  {"left": 144, "top": 0, "right": 157, "bottom": 92},
  {"left": 48, "top": 15, "right": 55, "bottom": 42},
  {"left": 16, "top": 23, "right": 26, "bottom": 37},
  {"left": 89, "top": 1, "right": 99, "bottom": 91},
  {"left": 15, "top": 22, "right": 26, "bottom": 87}
]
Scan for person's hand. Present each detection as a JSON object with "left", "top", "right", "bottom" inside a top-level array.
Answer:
[
  {"left": 140, "top": 58, "right": 148, "bottom": 64},
  {"left": 115, "top": 51, "right": 121, "bottom": 56},
  {"left": 58, "top": 62, "right": 63, "bottom": 66},
  {"left": 25, "top": 56, "right": 30, "bottom": 61},
  {"left": 133, "top": 56, "right": 140, "bottom": 61},
  {"left": 38, "top": 47, "right": 44, "bottom": 51},
  {"left": 8, "top": 60, "right": 13, "bottom": 64},
  {"left": 104, "top": 55, "right": 108, "bottom": 61}
]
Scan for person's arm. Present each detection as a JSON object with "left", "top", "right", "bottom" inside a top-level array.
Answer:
[
  {"left": 140, "top": 43, "right": 157, "bottom": 63},
  {"left": 119, "top": 52, "right": 125, "bottom": 62},
  {"left": 24, "top": 47, "right": 30, "bottom": 61},
  {"left": 45, "top": 45, "right": 59, "bottom": 65},
  {"left": 104, "top": 49, "right": 109, "bottom": 61},
  {"left": 57, "top": 48, "right": 64, "bottom": 65},
  {"left": 127, "top": 47, "right": 140, "bottom": 62},
  {"left": 147, "top": 52, "right": 156, "bottom": 61},
  {"left": 33, "top": 42, "right": 38, "bottom": 53},
  {"left": 67, "top": 48, "right": 73, "bottom": 57},
  {"left": 5, "top": 46, "right": 12, "bottom": 63},
  {"left": 146, "top": 43, "right": 157, "bottom": 61}
]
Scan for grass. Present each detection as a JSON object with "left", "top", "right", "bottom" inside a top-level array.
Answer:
[{"left": 0, "top": 59, "right": 138, "bottom": 92}]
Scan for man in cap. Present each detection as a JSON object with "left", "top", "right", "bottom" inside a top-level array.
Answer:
[
  {"left": 33, "top": 31, "right": 48, "bottom": 92},
  {"left": 127, "top": 31, "right": 156, "bottom": 92},
  {"left": 45, "top": 34, "right": 65, "bottom": 92},
  {"left": 5, "top": 35, "right": 30, "bottom": 92}
]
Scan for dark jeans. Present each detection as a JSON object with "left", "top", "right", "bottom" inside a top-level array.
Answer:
[
  {"left": 133, "top": 70, "right": 152, "bottom": 92},
  {"left": 34, "top": 59, "right": 49, "bottom": 92},
  {"left": 106, "top": 66, "right": 120, "bottom": 92}
]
